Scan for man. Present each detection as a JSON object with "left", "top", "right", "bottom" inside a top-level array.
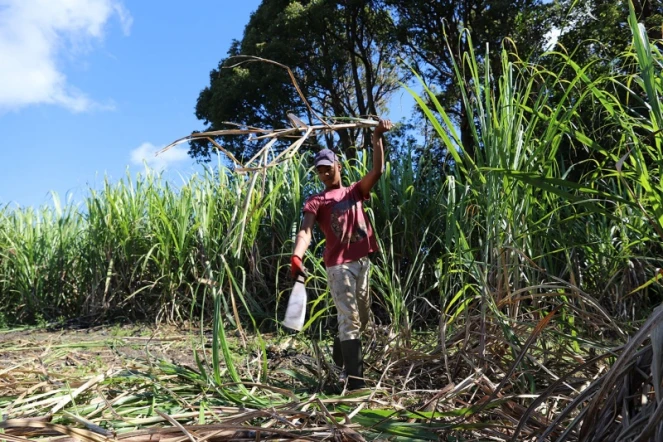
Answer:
[{"left": 290, "top": 119, "right": 393, "bottom": 390}]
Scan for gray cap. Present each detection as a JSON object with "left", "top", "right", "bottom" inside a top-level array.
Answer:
[{"left": 314, "top": 148, "right": 337, "bottom": 166}]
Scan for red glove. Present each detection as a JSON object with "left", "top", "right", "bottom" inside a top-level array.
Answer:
[{"left": 291, "top": 255, "right": 305, "bottom": 278}]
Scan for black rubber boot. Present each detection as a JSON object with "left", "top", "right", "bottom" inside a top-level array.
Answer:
[
  {"left": 332, "top": 336, "right": 343, "bottom": 368},
  {"left": 340, "top": 339, "right": 365, "bottom": 390}
]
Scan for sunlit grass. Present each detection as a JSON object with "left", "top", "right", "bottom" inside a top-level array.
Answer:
[{"left": 1, "top": 4, "right": 663, "bottom": 440}]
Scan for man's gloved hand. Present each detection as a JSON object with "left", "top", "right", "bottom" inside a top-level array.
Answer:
[{"left": 291, "top": 255, "right": 305, "bottom": 279}]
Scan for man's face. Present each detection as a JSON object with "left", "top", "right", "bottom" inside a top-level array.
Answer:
[{"left": 316, "top": 162, "right": 341, "bottom": 189}]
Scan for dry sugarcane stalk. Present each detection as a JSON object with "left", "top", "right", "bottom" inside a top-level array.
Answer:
[
  {"left": 158, "top": 119, "right": 380, "bottom": 175},
  {"left": 157, "top": 56, "right": 379, "bottom": 175},
  {"left": 225, "top": 55, "right": 330, "bottom": 128},
  {"left": 50, "top": 370, "right": 113, "bottom": 415}
]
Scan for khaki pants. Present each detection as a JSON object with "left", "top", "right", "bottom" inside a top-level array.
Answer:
[{"left": 326, "top": 257, "right": 371, "bottom": 341}]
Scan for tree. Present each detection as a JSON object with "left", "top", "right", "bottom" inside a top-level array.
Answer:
[
  {"left": 552, "top": 0, "right": 662, "bottom": 68},
  {"left": 386, "top": 0, "right": 552, "bottom": 160},
  {"left": 191, "top": 0, "right": 404, "bottom": 162},
  {"left": 555, "top": 0, "right": 662, "bottom": 53}
]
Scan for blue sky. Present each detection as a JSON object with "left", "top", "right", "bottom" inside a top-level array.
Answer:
[{"left": 0, "top": 0, "right": 265, "bottom": 208}]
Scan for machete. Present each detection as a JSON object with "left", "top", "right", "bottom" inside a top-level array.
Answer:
[{"left": 282, "top": 274, "right": 307, "bottom": 331}]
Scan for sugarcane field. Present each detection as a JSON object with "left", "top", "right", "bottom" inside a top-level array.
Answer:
[{"left": 2, "top": 1, "right": 663, "bottom": 441}]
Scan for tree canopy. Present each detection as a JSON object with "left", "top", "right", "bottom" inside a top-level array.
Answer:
[
  {"left": 191, "top": 0, "right": 403, "bottom": 162},
  {"left": 190, "top": 0, "right": 662, "bottom": 169}
]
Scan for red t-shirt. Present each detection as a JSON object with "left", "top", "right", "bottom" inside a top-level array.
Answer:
[{"left": 303, "top": 182, "right": 379, "bottom": 268}]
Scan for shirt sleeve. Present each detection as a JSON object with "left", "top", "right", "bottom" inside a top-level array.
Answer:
[
  {"left": 303, "top": 195, "right": 320, "bottom": 215},
  {"left": 349, "top": 181, "right": 370, "bottom": 201}
]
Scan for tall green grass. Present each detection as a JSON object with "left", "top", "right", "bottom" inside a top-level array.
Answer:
[
  {"left": 2, "top": 3, "right": 663, "bottom": 440},
  {"left": 0, "top": 0, "right": 660, "bottom": 362},
  {"left": 0, "top": 152, "right": 447, "bottom": 330},
  {"left": 1, "top": 43, "right": 660, "bottom": 335}
]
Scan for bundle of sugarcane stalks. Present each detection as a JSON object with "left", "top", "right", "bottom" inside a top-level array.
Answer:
[
  {"left": 158, "top": 55, "right": 382, "bottom": 175},
  {"left": 158, "top": 115, "right": 380, "bottom": 174}
]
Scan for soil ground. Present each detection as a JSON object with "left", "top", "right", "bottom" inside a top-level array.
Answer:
[
  {"left": 0, "top": 324, "right": 371, "bottom": 441},
  {"left": 0, "top": 323, "right": 218, "bottom": 397},
  {"left": 0, "top": 322, "right": 320, "bottom": 399}
]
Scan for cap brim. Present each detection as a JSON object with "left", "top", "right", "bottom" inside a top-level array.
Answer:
[{"left": 314, "top": 159, "right": 334, "bottom": 166}]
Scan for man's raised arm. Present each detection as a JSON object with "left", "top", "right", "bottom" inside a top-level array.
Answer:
[{"left": 358, "top": 119, "right": 392, "bottom": 198}]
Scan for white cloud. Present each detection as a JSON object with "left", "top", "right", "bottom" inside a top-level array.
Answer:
[
  {"left": 113, "top": 3, "right": 132, "bottom": 36},
  {"left": 130, "top": 142, "right": 189, "bottom": 171},
  {"left": 0, "top": 0, "right": 132, "bottom": 112}
]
